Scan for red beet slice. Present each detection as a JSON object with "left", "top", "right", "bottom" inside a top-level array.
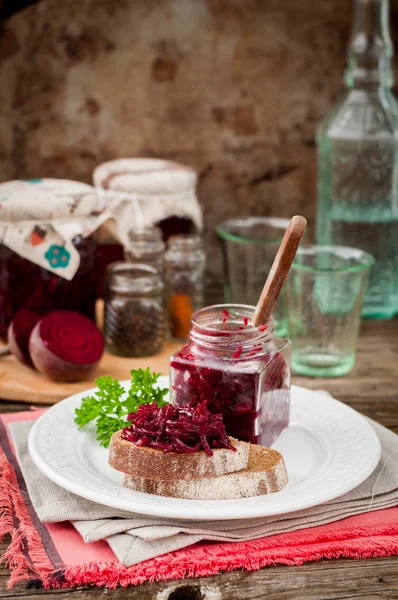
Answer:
[
  {"left": 29, "top": 311, "right": 104, "bottom": 382},
  {"left": 7, "top": 309, "right": 41, "bottom": 367}
]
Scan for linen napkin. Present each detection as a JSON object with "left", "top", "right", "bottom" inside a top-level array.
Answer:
[
  {"left": 2, "top": 408, "right": 398, "bottom": 590},
  {"left": 7, "top": 412, "right": 398, "bottom": 568}
]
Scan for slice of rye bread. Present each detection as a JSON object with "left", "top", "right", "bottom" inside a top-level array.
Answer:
[
  {"left": 108, "top": 430, "right": 249, "bottom": 481},
  {"left": 123, "top": 444, "right": 288, "bottom": 500}
]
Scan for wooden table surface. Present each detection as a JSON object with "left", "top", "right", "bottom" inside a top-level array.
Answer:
[{"left": 1, "top": 319, "right": 397, "bottom": 600}]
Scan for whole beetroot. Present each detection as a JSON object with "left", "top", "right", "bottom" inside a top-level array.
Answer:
[
  {"left": 29, "top": 310, "right": 104, "bottom": 382},
  {"left": 7, "top": 309, "right": 41, "bottom": 367}
]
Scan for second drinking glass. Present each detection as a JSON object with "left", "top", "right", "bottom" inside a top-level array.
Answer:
[{"left": 286, "top": 245, "right": 374, "bottom": 377}]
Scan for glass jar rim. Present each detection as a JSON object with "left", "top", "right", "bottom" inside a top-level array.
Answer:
[
  {"left": 190, "top": 304, "right": 275, "bottom": 354},
  {"left": 130, "top": 226, "right": 162, "bottom": 238},
  {"left": 129, "top": 240, "right": 165, "bottom": 254},
  {"left": 106, "top": 261, "right": 163, "bottom": 294},
  {"left": 291, "top": 245, "right": 375, "bottom": 274},
  {"left": 216, "top": 217, "right": 290, "bottom": 245},
  {"left": 192, "top": 303, "right": 272, "bottom": 330},
  {"left": 127, "top": 228, "right": 165, "bottom": 253},
  {"left": 165, "top": 234, "right": 204, "bottom": 264},
  {"left": 167, "top": 233, "right": 202, "bottom": 248}
]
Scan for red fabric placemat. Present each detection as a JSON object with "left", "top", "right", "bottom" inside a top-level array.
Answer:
[{"left": 1, "top": 409, "right": 398, "bottom": 590}]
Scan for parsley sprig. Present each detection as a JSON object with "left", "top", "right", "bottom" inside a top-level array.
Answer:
[{"left": 74, "top": 368, "right": 168, "bottom": 447}]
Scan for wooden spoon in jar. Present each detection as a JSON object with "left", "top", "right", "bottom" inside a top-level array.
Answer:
[{"left": 252, "top": 215, "right": 307, "bottom": 327}]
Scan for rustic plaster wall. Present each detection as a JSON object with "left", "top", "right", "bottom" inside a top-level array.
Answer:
[{"left": 1, "top": 0, "right": 398, "bottom": 287}]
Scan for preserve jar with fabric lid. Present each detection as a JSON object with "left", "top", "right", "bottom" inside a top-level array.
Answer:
[
  {"left": 169, "top": 304, "right": 291, "bottom": 446},
  {"left": 165, "top": 234, "right": 205, "bottom": 340},
  {"left": 104, "top": 262, "right": 165, "bottom": 357},
  {"left": 0, "top": 179, "right": 109, "bottom": 338},
  {"left": 93, "top": 158, "right": 203, "bottom": 245}
]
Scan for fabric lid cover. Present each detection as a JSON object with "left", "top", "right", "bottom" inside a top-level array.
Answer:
[
  {"left": 93, "top": 158, "right": 203, "bottom": 248},
  {"left": 0, "top": 179, "right": 110, "bottom": 281}
]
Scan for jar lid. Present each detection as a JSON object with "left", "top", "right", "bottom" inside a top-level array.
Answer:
[
  {"left": 0, "top": 179, "right": 110, "bottom": 281},
  {"left": 94, "top": 158, "right": 197, "bottom": 195},
  {"left": 106, "top": 262, "right": 163, "bottom": 295},
  {"left": 0, "top": 179, "right": 103, "bottom": 224}
]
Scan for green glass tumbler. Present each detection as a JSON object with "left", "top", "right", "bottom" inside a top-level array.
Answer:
[
  {"left": 286, "top": 245, "right": 375, "bottom": 377},
  {"left": 216, "top": 217, "right": 290, "bottom": 337}
]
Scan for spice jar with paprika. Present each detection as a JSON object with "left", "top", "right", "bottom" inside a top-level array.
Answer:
[{"left": 164, "top": 234, "right": 205, "bottom": 340}]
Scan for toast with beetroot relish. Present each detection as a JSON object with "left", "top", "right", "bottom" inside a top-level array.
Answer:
[
  {"left": 108, "top": 401, "right": 288, "bottom": 499},
  {"left": 123, "top": 444, "right": 287, "bottom": 500}
]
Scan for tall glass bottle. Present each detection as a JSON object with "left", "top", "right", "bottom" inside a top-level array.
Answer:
[{"left": 316, "top": 0, "right": 398, "bottom": 318}]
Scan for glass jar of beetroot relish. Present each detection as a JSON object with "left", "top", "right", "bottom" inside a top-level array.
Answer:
[
  {"left": 169, "top": 304, "right": 291, "bottom": 447},
  {"left": 0, "top": 236, "right": 97, "bottom": 339}
]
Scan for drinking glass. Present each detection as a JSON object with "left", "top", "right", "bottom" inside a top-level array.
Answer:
[
  {"left": 286, "top": 245, "right": 375, "bottom": 377},
  {"left": 216, "top": 217, "right": 290, "bottom": 336}
]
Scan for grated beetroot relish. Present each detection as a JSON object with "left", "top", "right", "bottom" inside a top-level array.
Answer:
[
  {"left": 170, "top": 346, "right": 289, "bottom": 446},
  {"left": 121, "top": 401, "right": 236, "bottom": 456}
]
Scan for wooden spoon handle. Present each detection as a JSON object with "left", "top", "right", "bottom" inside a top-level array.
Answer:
[{"left": 252, "top": 215, "right": 307, "bottom": 327}]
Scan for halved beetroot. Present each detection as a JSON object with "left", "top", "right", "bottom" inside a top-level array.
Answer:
[
  {"left": 7, "top": 309, "right": 41, "bottom": 367},
  {"left": 29, "top": 311, "right": 104, "bottom": 382}
]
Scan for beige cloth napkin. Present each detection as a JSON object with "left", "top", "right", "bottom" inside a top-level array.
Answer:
[{"left": 8, "top": 416, "right": 398, "bottom": 567}]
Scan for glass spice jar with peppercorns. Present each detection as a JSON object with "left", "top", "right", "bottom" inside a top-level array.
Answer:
[{"left": 104, "top": 262, "right": 165, "bottom": 357}]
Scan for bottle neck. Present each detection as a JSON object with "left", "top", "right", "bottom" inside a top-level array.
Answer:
[
  {"left": 189, "top": 304, "right": 275, "bottom": 359},
  {"left": 345, "top": 0, "right": 393, "bottom": 89}
]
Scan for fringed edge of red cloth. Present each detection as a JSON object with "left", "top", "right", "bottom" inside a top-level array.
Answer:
[{"left": 2, "top": 434, "right": 398, "bottom": 590}]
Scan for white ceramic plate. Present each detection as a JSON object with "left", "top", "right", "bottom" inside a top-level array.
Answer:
[{"left": 28, "top": 378, "right": 381, "bottom": 521}]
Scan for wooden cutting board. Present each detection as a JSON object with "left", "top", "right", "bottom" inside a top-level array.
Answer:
[{"left": 0, "top": 341, "right": 182, "bottom": 405}]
